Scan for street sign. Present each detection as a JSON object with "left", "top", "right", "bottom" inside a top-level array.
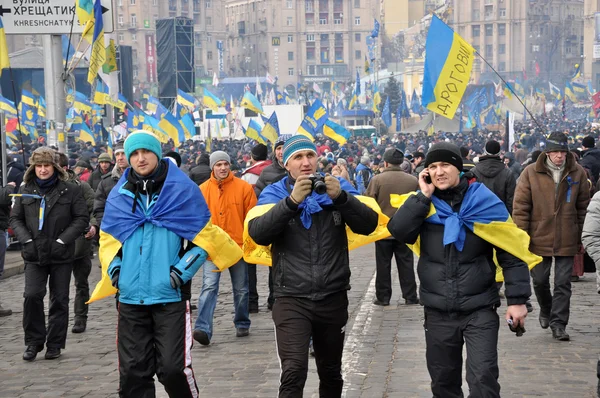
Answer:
[{"left": 0, "top": 0, "right": 114, "bottom": 35}]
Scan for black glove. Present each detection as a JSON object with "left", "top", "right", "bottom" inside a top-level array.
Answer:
[
  {"left": 170, "top": 269, "right": 184, "bottom": 289},
  {"left": 111, "top": 270, "right": 120, "bottom": 289}
]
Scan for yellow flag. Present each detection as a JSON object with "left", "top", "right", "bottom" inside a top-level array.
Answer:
[{"left": 102, "top": 39, "right": 117, "bottom": 74}]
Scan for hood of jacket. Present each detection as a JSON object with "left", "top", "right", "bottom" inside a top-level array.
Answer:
[{"left": 474, "top": 156, "right": 506, "bottom": 178}]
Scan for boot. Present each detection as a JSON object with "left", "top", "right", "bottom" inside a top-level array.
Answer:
[
  {"left": 0, "top": 303, "right": 12, "bottom": 317},
  {"left": 72, "top": 320, "right": 87, "bottom": 334}
]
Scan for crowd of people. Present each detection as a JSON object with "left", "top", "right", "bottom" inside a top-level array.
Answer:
[{"left": 1, "top": 106, "right": 600, "bottom": 397}]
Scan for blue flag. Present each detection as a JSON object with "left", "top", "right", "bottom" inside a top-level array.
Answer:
[
  {"left": 297, "top": 99, "right": 329, "bottom": 140},
  {"left": 382, "top": 96, "right": 392, "bottom": 127}
]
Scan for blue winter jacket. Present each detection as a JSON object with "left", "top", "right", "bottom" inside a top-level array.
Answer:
[
  {"left": 355, "top": 163, "right": 373, "bottom": 195},
  {"left": 107, "top": 184, "right": 207, "bottom": 305}
]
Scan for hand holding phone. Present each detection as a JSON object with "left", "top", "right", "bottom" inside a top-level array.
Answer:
[{"left": 418, "top": 170, "right": 435, "bottom": 198}]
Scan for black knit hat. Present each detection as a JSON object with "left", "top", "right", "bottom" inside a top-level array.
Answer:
[
  {"left": 545, "top": 132, "right": 569, "bottom": 152},
  {"left": 484, "top": 140, "right": 501, "bottom": 156},
  {"left": 251, "top": 143, "right": 268, "bottom": 161},
  {"left": 582, "top": 135, "right": 595, "bottom": 149},
  {"left": 424, "top": 142, "right": 463, "bottom": 171},
  {"left": 383, "top": 148, "right": 404, "bottom": 165}
]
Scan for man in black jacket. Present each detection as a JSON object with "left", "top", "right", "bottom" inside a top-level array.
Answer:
[
  {"left": 93, "top": 142, "right": 128, "bottom": 227},
  {"left": 388, "top": 142, "right": 530, "bottom": 398},
  {"left": 10, "top": 147, "right": 88, "bottom": 361},
  {"left": 0, "top": 178, "right": 17, "bottom": 317},
  {"left": 248, "top": 135, "right": 378, "bottom": 397},
  {"left": 472, "top": 140, "right": 516, "bottom": 214},
  {"left": 188, "top": 153, "right": 211, "bottom": 185},
  {"left": 579, "top": 135, "right": 600, "bottom": 183}
]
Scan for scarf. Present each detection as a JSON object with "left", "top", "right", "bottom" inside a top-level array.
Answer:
[
  {"left": 35, "top": 173, "right": 58, "bottom": 195},
  {"left": 125, "top": 160, "right": 168, "bottom": 213}
]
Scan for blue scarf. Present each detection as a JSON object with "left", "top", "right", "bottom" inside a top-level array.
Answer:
[{"left": 257, "top": 175, "right": 358, "bottom": 229}]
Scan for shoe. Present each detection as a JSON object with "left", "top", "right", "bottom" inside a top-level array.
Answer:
[
  {"left": 539, "top": 313, "right": 550, "bottom": 329},
  {"left": 22, "top": 345, "right": 43, "bottom": 361},
  {"left": 72, "top": 321, "right": 87, "bottom": 334},
  {"left": 236, "top": 328, "right": 249, "bottom": 338},
  {"left": 267, "top": 301, "right": 273, "bottom": 311},
  {"left": 571, "top": 275, "right": 580, "bottom": 282},
  {"left": 525, "top": 300, "right": 534, "bottom": 313},
  {"left": 190, "top": 303, "right": 197, "bottom": 311},
  {"left": 45, "top": 347, "right": 61, "bottom": 360},
  {"left": 551, "top": 327, "right": 570, "bottom": 341},
  {"left": 405, "top": 298, "right": 420, "bottom": 305},
  {"left": 249, "top": 303, "right": 259, "bottom": 314},
  {"left": 0, "top": 304, "right": 12, "bottom": 317},
  {"left": 193, "top": 329, "right": 210, "bottom": 346},
  {"left": 373, "top": 299, "right": 390, "bottom": 306}
]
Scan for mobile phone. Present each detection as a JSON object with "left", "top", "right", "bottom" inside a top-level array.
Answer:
[{"left": 425, "top": 175, "right": 432, "bottom": 184}]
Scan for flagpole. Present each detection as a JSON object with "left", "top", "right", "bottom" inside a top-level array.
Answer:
[{"left": 7, "top": 67, "right": 26, "bottom": 166}]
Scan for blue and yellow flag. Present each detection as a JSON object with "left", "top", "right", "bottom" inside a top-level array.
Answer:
[
  {"left": 127, "top": 109, "right": 141, "bottom": 132},
  {"left": 240, "top": 91, "right": 263, "bottom": 114},
  {"left": 372, "top": 82, "right": 381, "bottom": 112},
  {"left": 158, "top": 111, "right": 184, "bottom": 147},
  {"left": 178, "top": 107, "right": 195, "bottom": 140},
  {"left": 297, "top": 99, "right": 328, "bottom": 141},
  {"left": 0, "top": 17, "right": 10, "bottom": 77},
  {"left": 261, "top": 111, "right": 280, "bottom": 144},
  {"left": 243, "top": 176, "right": 391, "bottom": 265},
  {"left": 38, "top": 96, "right": 46, "bottom": 118},
  {"left": 102, "top": 39, "right": 118, "bottom": 74},
  {"left": 93, "top": 80, "right": 109, "bottom": 104},
  {"left": 19, "top": 102, "right": 38, "bottom": 127},
  {"left": 21, "top": 89, "right": 37, "bottom": 108},
  {"left": 565, "top": 82, "right": 577, "bottom": 102},
  {"left": 89, "top": 160, "right": 243, "bottom": 303},
  {"left": 390, "top": 183, "right": 542, "bottom": 281},
  {"left": 422, "top": 14, "right": 474, "bottom": 119},
  {"left": 244, "top": 119, "right": 266, "bottom": 144},
  {"left": 322, "top": 119, "right": 350, "bottom": 145},
  {"left": 0, "top": 95, "right": 17, "bottom": 116},
  {"left": 87, "top": 0, "right": 106, "bottom": 84},
  {"left": 73, "top": 123, "right": 96, "bottom": 145},
  {"left": 203, "top": 88, "right": 223, "bottom": 111},
  {"left": 177, "top": 89, "right": 196, "bottom": 110},
  {"left": 142, "top": 114, "right": 169, "bottom": 143},
  {"left": 114, "top": 93, "right": 127, "bottom": 111}
]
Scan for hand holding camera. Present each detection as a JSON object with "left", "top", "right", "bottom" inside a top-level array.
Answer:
[
  {"left": 290, "top": 175, "right": 313, "bottom": 204},
  {"left": 324, "top": 175, "right": 341, "bottom": 200}
]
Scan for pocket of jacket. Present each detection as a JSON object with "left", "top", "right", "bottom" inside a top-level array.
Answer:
[
  {"left": 21, "top": 241, "right": 38, "bottom": 262},
  {"left": 50, "top": 240, "right": 70, "bottom": 262}
]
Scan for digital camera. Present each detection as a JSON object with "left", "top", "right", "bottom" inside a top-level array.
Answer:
[{"left": 308, "top": 175, "right": 327, "bottom": 195}]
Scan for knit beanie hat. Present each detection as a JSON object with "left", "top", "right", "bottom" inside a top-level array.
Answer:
[
  {"left": 114, "top": 141, "right": 125, "bottom": 154},
  {"left": 274, "top": 139, "right": 285, "bottom": 150},
  {"left": 484, "top": 140, "right": 501, "bottom": 156},
  {"left": 124, "top": 130, "right": 162, "bottom": 162},
  {"left": 282, "top": 135, "right": 317, "bottom": 165},
  {"left": 424, "top": 142, "right": 463, "bottom": 171},
  {"left": 209, "top": 151, "right": 231, "bottom": 169},
  {"left": 383, "top": 148, "right": 404, "bottom": 165},
  {"left": 582, "top": 135, "right": 595, "bottom": 149},
  {"left": 98, "top": 153, "right": 113, "bottom": 163},
  {"left": 545, "top": 132, "right": 569, "bottom": 152},
  {"left": 251, "top": 143, "right": 268, "bottom": 161}
]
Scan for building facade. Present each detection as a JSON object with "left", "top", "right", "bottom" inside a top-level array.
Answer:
[{"left": 583, "top": 0, "right": 600, "bottom": 90}]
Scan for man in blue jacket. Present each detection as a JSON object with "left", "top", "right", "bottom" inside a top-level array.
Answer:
[{"left": 105, "top": 131, "right": 208, "bottom": 398}]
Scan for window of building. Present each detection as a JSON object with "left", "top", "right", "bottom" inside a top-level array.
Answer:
[
  {"left": 499, "top": 62, "right": 506, "bottom": 71},
  {"left": 207, "top": 16, "right": 212, "bottom": 25},
  {"left": 499, "top": 8, "right": 506, "bottom": 17},
  {"left": 130, "top": 0, "right": 135, "bottom": 5},
  {"left": 498, "top": 43, "right": 505, "bottom": 54},
  {"left": 288, "top": 51, "right": 294, "bottom": 60},
  {"left": 117, "top": 0, "right": 122, "bottom": 6},
  {"left": 131, "top": 14, "right": 137, "bottom": 26},
  {"left": 485, "top": 24, "right": 493, "bottom": 36},
  {"left": 207, "top": 51, "right": 213, "bottom": 60},
  {"left": 473, "top": 45, "right": 480, "bottom": 53},
  {"left": 307, "top": 45, "right": 316, "bottom": 60},
  {"left": 133, "top": 68, "right": 138, "bottom": 79},
  {"left": 354, "top": 16, "right": 360, "bottom": 25},
  {"left": 354, "top": 0, "right": 360, "bottom": 7},
  {"left": 485, "top": 44, "right": 492, "bottom": 57},
  {"left": 320, "top": 18, "right": 328, "bottom": 25},
  {"left": 132, "top": 33, "right": 137, "bottom": 41},
  {"left": 355, "top": 33, "right": 361, "bottom": 42},
  {"left": 498, "top": 23, "right": 506, "bottom": 36},
  {"left": 308, "top": 65, "right": 316, "bottom": 75},
  {"left": 118, "top": 33, "right": 125, "bottom": 42},
  {"left": 118, "top": 15, "right": 124, "bottom": 24},
  {"left": 286, "top": 0, "right": 293, "bottom": 8},
  {"left": 288, "top": 35, "right": 293, "bottom": 43},
  {"left": 206, "top": 0, "right": 211, "bottom": 8},
  {"left": 472, "top": 25, "right": 480, "bottom": 37},
  {"left": 306, "top": 17, "right": 314, "bottom": 25},
  {"left": 355, "top": 50, "right": 361, "bottom": 59},
  {"left": 287, "top": 17, "right": 293, "bottom": 25},
  {"left": 307, "top": 34, "right": 315, "bottom": 42},
  {"left": 321, "top": 48, "right": 329, "bottom": 63},
  {"left": 288, "top": 68, "right": 294, "bottom": 76}
]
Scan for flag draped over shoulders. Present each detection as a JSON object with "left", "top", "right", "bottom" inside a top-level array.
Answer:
[
  {"left": 390, "top": 183, "right": 542, "bottom": 281},
  {"left": 89, "top": 164, "right": 242, "bottom": 303},
  {"left": 243, "top": 176, "right": 391, "bottom": 265}
]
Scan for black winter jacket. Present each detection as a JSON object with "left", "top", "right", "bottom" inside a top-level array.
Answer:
[
  {"left": 254, "top": 156, "right": 287, "bottom": 197},
  {"left": 93, "top": 166, "right": 123, "bottom": 227},
  {"left": 248, "top": 189, "right": 378, "bottom": 300},
  {"left": 0, "top": 185, "right": 15, "bottom": 230},
  {"left": 471, "top": 155, "right": 517, "bottom": 214},
  {"left": 10, "top": 179, "right": 89, "bottom": 266},
  {"left": 189, "top": 164, "right": 212, "bottom": 186},
  {"left": 4, "top": 161, "right": 25, "bottom": 187},
  {"left": 387, "top": 179, "right": 530, "bottom": 313},
  {"left": 580, "top": 147, "right": 600, "bottom": 182},
  {"left": 88, "top": 165, "right": 113, "bottom": 191}
]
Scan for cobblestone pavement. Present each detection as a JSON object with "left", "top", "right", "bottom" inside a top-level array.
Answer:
[{"left": 0, "top": 246, "right": 599, "bottom": 397}]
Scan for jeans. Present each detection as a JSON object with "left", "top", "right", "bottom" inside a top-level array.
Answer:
[{"left": 194, "top": 259, "right": 251, "bottom": 339}]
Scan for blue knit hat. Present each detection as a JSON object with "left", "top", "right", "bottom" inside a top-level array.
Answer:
[
  {"left": 124, "top": 130, "right": 162, "bottom": 162},
  {"left": 283, "top": 135, "right": 317, "bottom": 166}
]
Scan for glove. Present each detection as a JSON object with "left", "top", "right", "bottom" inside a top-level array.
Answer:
[
  {"left": 290, "top": 175, "right": 313, "bottom": 204},
  {"left": 170, "top": 270, "right": 184, "bottom": 289},
  {"left": 111, "top": 270, "right": 120, "bottom": 289}
]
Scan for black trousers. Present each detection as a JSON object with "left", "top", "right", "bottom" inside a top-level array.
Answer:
[
  {"left": 374, "top": 239, "right": 417, "bottom": 303},
  {"left": 268, "top": 267, "right": 275, "bottom": 306},
  {"left": 23, "top": 261, "right": 73, "bottom": 349},
  {"left": 118, "top": 301, "right": 199, "bottom": 398},
  {"left": 248, "top": 263, "right": 258, "bottom": 306},
  {"left": 272, "top": 291, "right": 349, "bottom": 398},
  {"left": 531, "top": 256, "right": 573, "bottom": 328},
  {"left": 72, "top": 255, "right": 92, "bottom": 321},
  {"left": 424, "top": 307, "right": 500, "bottom": 398}
]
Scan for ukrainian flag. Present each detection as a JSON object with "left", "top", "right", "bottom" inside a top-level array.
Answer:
[
  {"left": 565, "top": 82, "right": 577, "bottom": 102},
  {"left": 0, "top": 17, "right": 10, "bottom": 77},
  {"left": 142, "top": 114, "right": 169, "bottom": 143},
  {"left": 19, "top": 102, "right": 38, "bottom": 127},
  {"left": 422, "top": 14, "right": 474, "bottom": 120},
  {"left": 572, "top": 82, "right": 586, "bottom": 96},
  {"left": 21, "top": 90, "right": 37, "bottom": 108},
  {"left": 390, "top": 183, "right": 542, "bottom": 281},
  {"left": 203, "top": 88, "right": 223, "bottom": 111},
  {"left": 73, "top": 123, "right": 96, "bottom": 145},
  {"left": 322, "top": 119, "right": 351, "bottom": 145},
  {"left": 297, "top": 99, "right": 328, "bottom": 141},
  {"left": 240, "top": 91, "right": 263, "bottom": 114},
  {"left": 261, "top": 111, "right": 280, "bottom": 144},
  {"left": 177, "top": 89, "right": 196, "bottom": 110},
  {"left": 93, "top": 80, "right": 109, "bottom": 105},
  {"left": 89, "top": 162, "right": 243, "bottom": 303},
  {"left": 178, "top": 108, "right": 196, "bottom": 140},
  {"left": 127, "top": 109, "right": 141, "bottom": 132},
  {"left": 372, "top": 83, "right": 381, "bottom": 112},
  {"left": 242, "top": 176, "right": 391, "bottom": 265},
  {"left": 244, "top": 119, "right": 266, "bottom": 145},
  {"left": 0, "top": 95, "right": 17, "bottom": 116},
  {"left": 158, "top": 112, "right": 184, "bottom": 147},
  {"left": 38, "top": 96, "right": 46, "bottom": 118},
  {"left": 87, "top": 0, "right": 106, "bottom": 84},
  {"left": 549, "top": 82, "right": 562, "bottom": 99},
  {"left": 114, "top": 93, "right": 127, "bottom": 111}
]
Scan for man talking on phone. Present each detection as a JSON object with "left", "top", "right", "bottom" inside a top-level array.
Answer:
[{"left": 387, "top": 142, "right": 537, "bottom": 397}]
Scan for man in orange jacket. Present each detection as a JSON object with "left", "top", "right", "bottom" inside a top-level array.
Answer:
[{"left": 193, "top": 151, "right": 257, "bottom": 346}]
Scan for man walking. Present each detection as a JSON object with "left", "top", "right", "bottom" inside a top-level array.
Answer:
[
  {"left": 88, "top": 152, "right": 113, "bottom": 191},
  {"left": 10, "top": 147, "right": 88, "bottom": 361},
  {"left": 0, "top": 178, "right": 17, "bottom": 317},
  {"left": 365, "top": 148, "right": 419, "bottom": 306},
  {"left": 193, "top": 150, "right": 256, "bottom": 345},
  {"left": 513, "top": 132, "right": 590, "bottom": 341},
  {"left": 93, "top": 142, "right": 128, "bottom": 227}
]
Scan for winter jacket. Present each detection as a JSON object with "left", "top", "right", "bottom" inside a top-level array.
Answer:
[
  {"left": 254, "top": 157, "right": 287, "bottom": 197},
  {"left": 93, "top": 166, "right": 124, "bottom": 227},
  {"left": 387, "top": 179, "right": 531, "bottom": 313},
  {"left": 189, "top": 163, "right": 212, "bottom": 186},
  {"left": 579, "top": 147, "right": 600, "bottom": 182},
  {"left": 513, "top": 152, "right": 590, "bottom": 257},
  {"left": 241, "top": 160, "right": 272, "bottom": 186},
  {"left": 582, "top": 191, "right": 600, "bottom": 265},
  {"left": 107, "top": 163, "right": 207, "bottom": 305},
  {"left": 200, "top": 171, "right": 257, "bottom": 247},
  {"left": 78, "top": 168, "right": 91, "bottom": 183},
  {"left": 248, "top": 188, "right": 378, "bottom": 301},
  {"left": 4, "top": 160, "right": 25, "bottom": 187},
  {"left": 0, "top": 185, "right": 15, "bottom": 230},
  {"left": 88, "top": 165, "right": 113, "bottom": 191},
  {"left": 472, "top": 155, "right": 517, "bottom": 214},
  {"left": 10, "top": 175, "right": 89, "bottom": 266},
  {"left": 365, "top": 165, "right": 419, "bottom": 218},
  {"left": 65, "top": 170, "right": 97, "bottom": 260},
  {"left": 355, "top": 163, "right": 372, "bottom": 194}
]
